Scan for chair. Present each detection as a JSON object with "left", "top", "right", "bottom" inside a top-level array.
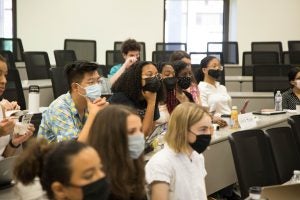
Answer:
[
  {"left": 251, "top": 42, "right": 283, "bottom": 64},
  {"left": 251, "top": 51, "right": 280, "bottom": 65},
  {"left": 287, "top": 115, "right": 300, "bottom": 156},
  {"left": 207, "top": 41, "right": 239, "bottom": 64},
  {"left": 105, "top": 50, "right": 124, "bottom": 73},
  {"left": 228, "top": 129, "right": 280, "bottom": 199},
  {"left": 49, "top": 67, "right": 69, "bottom": 99},
  {"left": 252, "top": 64, "right": 292, "bottom": 92},
  {"left": 114, "top": 41, "right": 146, "bottom": 61},
  {"left": 64, "top": 39, "right": 97, "bottom": 62},
  {"left": 152, "top": 51, "right": 174, "bottom": 64},
  {"left": 265, "top": 127, "right": 300, "bottom": 183},
  {"left": 288, "top": 41, "right": 300, "bottom": 52},
  {"left": 0, "top": 38, "right": 24, "bottom": 62},
  {"left": 0, "top": 50, "right": 17, "bottom": 69},
  {"left": 1, "top": 69, "right": 26, "bottom": 110},
  {"left": 155, "top": 42, "right": 187, "bottom": 51},
  {"left": 54, "top": 50, "right": 77, "bottom": 67},
  {"left": 283, "top": 51, "right": 290, "bottom": 64},
  {"left": 98, "top": 64, "right": 109, "bottom": 78},
  {"left": 289, "top": 51, "right": 300, "bottom": 65},
  {"left": 242, "top": 51, "right": 253, "bottom": 76},
  {"left": 23, "top": 51, "right": 51, "bottom": 80}
]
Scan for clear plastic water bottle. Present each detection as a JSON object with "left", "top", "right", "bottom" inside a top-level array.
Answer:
[
  {"left": 274, "top": 91, "right": 282, "bottom": 111},
  {"left": 248, "top": 186, "right": 261, "bottom": 200},
  {"left": 290, "top": 170, "right": 300, "bottom": 184}
]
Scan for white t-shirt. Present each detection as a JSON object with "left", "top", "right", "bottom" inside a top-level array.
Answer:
[
  {"left": 198, "top": 81, "right": 232, "bottom": 116},
  {"left": 156, "top": 104, "right": 170, "bottom": 125},
  {"left": 0, "top": 135, "right": 10, "bottom": 160},
  {"left": 145, "top": 145, "right": 207, "bottom": 200}
]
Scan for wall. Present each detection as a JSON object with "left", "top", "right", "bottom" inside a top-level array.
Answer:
[{"left": 17, "top": 0, "right": 164, "bottom": 64}]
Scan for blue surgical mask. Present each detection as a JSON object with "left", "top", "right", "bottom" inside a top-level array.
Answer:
[
  {"left": 77, "top": 83, "right": 102, "bottom": 101},
  {"left": 128, "top": 133, "right": 145, "bottom": 159}
]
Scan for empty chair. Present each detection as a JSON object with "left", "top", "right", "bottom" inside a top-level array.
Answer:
[
  {"left": 1, "top": 69, "right": 26, "bottom": 110},
  {"left": 114, "top": 41, "right": 146, "bottom": 61},
  {"left": 251, "top": 42, "right": 283, "bottom": 63},
  {"left": 155, "top": 42, "right": 186, "bottom": 51},
  {"left": 0, "top": 38, "right": 24, "bottom": 62},
  {"left": 265, "top": 127, "right": 300, "bottom": 183},
  {"left": 287, "top": 115, "right": 300, "bottom": 155},
  {"left": 49, "top": 67, "right": 69, "bottom": 99},
  {"left": 288, "top": 41, "right": 300, "bottom": 52},
  {"left": 98, "top": 64, "right": 109, "bottom": 78},
  {"left": 242, "top": 51, "right": 253, "bottom": 76},
  {"left": 23, "top": 51, "right": 51, "bottom": 80},
  {"left": 105, "top": 50, "right": 124, "bottom": 73},
  {"left": 283, "top": 51, "right": 290, "bottom": 65},
  {"left": 0, "top": 50, "right": 17, "bottom": 69},
  {"left": 251, "top": 51, "right": 280, "bottom": 65},
  {"left": 207, "top": 41, "right": 239, "bottom": 64},
  {"left": 228, "top": 129, "right": 280, "bottom": 199},
  {"left": 289, "top": 51, "right": 300, "bottom": 65},
  {"left": 64, "top": 39, "right": 97, "bottom": 62},
  {"left": 54, "top": 50, "right": 77, "bottom": 67},
  {"left": 152, "top": 50, "right": 174, "bottom": 64},
  {"left": 252, "top": 64, "right": 292, "bottom": 92}
]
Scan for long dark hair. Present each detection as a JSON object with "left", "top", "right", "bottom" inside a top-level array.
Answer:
[
  {"left": 195, "top": 56, "right": 216, "bottom": 83},
  {"left": 14, "top": 138, "right": 89, "bottom": 199},
  {"left": 87, "top": 105, "right": 146, "bottom": 200}
]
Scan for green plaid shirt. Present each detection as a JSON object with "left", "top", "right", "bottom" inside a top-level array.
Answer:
[{"left": 38, "top": 92, "right": 88, "bottom": 142}]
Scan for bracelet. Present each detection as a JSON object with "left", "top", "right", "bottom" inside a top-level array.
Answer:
[{"left": 9, "top": 139, "right": 21, "bottom": 148}]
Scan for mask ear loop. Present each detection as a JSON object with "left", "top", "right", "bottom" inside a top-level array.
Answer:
[{"left": 75, "top": 83, "right": 87, "bottom": 97}]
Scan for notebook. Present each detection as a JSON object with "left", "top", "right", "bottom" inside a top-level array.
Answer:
[
  {"left": 261, "top": 183, "right": 300, "bottom": 200},
  {"left": 145, "top": 123, "right": 167, "bottom": 144},
  {"left": 0, "top": 156, "right": 18, "bottom": 189}
]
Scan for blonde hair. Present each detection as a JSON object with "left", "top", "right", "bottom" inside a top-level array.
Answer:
[{"left": 164, "top": 102, "right": 210, "bottom": 153}]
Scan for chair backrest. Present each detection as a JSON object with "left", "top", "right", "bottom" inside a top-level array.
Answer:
[
  {"left": 105, "top": 50, "right": 124, "bottom": 73},
  {"left": 283, "top": 51, "right": 290, "bottom": 64},
  {"left": 265, "top": 127, "right": 300, "bottom": 183},
  {"left": 152, "top": 51, "right": 174, "bottom": 64},
  {"left": 207, "top": 41, "right": 239, "bottom": 64},
  {"left": 242, "top": 51, "right": 253, "bottom": 76},
  {"left": 252, "top": 64, "right": 292, "bottom": 92},
  {"left": 0, "top": 50, "right": 17, "bottom": 69},
  {"left": 49, "top": 67, "right": 69, "bottom": 99},
  {"left": 252, "top": 51, "right": 280, "bottom": 65},
  {"left": 155, "top": 42, "right": 187, "bottom": 51},
  {"left": 1, "top": 69, "right": 26, "bottom": 110},
  {"left": 114, "top": 41, "right": 146, "bottom": 61},
  {"left": 251, "top": 42, "right": 283, "bottom": 63},
  {"left": 23, "top": 51, "right": 51, "bottom": 80},
  {"left": 64, "top": 39, "right": 96, "bottom": 62},
  {"left": 287, "top": 115, "right": 300, "bottom": 156},
  {"left": 228, "top": 129, "right": 280, "bottom": 199},
  {"left": 54, "top": 50, "right": 77, "bottom": 67},
  {"left": 288, "top": 41, "right": 300, "bottom": 52},
  {"left": 98, "top": 64, "right": 109, "bottom": 78},
  {"left": 289, "top": 51, "right": 300, "bottom": 65},
  {"left": 0, "top": 38, "right": 24, "bottom": 62}
]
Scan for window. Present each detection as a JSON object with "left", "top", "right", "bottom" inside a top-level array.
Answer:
[
  {"left": 164, "top": 0, "right": 227, "bottom": 52},
  {"left": 0, "top": 0, "right": 14, "bottom": 37}
]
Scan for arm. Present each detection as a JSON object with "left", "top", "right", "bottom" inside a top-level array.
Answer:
[
  {"left": 142, "top": 91, "right": 157, "bottom": 137},
  {"left": 0, "top": 118, "right": 15, "bottom": 137},
  {"left": 109, "top": 57, "right": 137, "bottom": 85},
  {"left": 150, "top": 182, "right": 169, "bottom": 200}
]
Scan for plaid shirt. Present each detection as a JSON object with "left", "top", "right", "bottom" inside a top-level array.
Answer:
[{"left": 38, "top": 92, "right": 88, "bottom": 142}]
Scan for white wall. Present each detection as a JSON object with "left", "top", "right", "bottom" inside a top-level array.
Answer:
[{"left": 17, "top": 0, "right": 164, "bottom": 64}]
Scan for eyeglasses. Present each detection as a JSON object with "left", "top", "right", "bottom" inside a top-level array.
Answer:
[
  {"left": 142, "top": 73, "right": 162, "bottom": 80},
  {"left": 207, "top": 65, "right": 224, "bottom": 71}
]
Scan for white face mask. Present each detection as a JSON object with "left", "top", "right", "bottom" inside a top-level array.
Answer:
[
  {"left": 295, "top": 80, "right": 300, "bottom": 89},
  {"left": 128, "top": 133, "right": 145, "bottom": 159},
  {"left": 77, "top": 83, "right": 102, "bottom": 101}
]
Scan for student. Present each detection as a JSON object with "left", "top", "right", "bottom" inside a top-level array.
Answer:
[
  {"left": 145, "top": 102, "right": 212, "bottom": 200},
  {"left": 88, "top": 105, "right": 146, "bottom": 200},
  {"left": 0, "top": 55, "right": 34, "bottom": 158},
  {"left": 109, "top": 39, "right": 141, "bottom": 85},
  {"left": 38, "top": 61, "right": 108, "bottom": 143},
  {"left": 282, "top": 67, "right": 300, "bottom": 110},
  {"left": 109, "top": 61, "right": 164, "bottom": 136},
  {"left": 14, "top": 138, "right": 109, "bottom": 200}
]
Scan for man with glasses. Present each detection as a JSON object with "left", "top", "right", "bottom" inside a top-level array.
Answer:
[{"left": 38, "top": 61, "right": 108, "bottom": 142}]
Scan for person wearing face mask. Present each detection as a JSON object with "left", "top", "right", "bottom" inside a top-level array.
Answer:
[
  {"left": 38, "top": 61, "right": 109, "bottom": 142},
  {"left": 109, "top": 61, "right": 164, "bottom": 136},
  {"left": 282, "top": 67, "right": 300, "bottom": 110},
  {"left": 146, "top": 102, "right": 212, "bottom": 200},
  {"left": 87, "top": 105, "right": 147, "bottom": 200},
  {"left": 14, "top": 138, "right": 109, "bottom": 200}
]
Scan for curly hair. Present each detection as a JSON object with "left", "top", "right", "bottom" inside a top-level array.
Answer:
[{"left": 121, "top": 39, "right": 141, "bottom": 55}]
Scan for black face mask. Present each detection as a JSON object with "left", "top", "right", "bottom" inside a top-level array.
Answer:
[
  {"left": 177, "top": 76, "right": 191, "bottom": 90},
  {"left": 190, "top": 134, "right": 211, "bottom": 154},
  {"left": 208, "top": 69, "right": 221, "bottom": 80},
  {"left": 143, "top": 76, "right": 162, "bottom": 92},
  {"left": 163, "top": 77, "right": 177, "bottom": 91}
]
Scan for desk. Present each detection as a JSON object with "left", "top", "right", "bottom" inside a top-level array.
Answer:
[
  {"left": 226, "top": 76, "right": 252, "bottom": 92},
  {"left": 15, "top": 62, "right": 27, "bottom": 80},
  {"left": 224, "top": 65, "right": 242, "bottom": 76}
]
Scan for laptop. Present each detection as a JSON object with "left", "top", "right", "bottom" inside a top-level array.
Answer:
[
  {"left": 261, "top": 183, "right": 300, "bottom": 200},
  {"left": 252, "top": 110, "right": 286, "bottom": 115},
  {"left": 0, "top": 156, "right": 18, "bottom": 189}
]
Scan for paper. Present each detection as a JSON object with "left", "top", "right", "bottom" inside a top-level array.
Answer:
[{"left": 238, "top": 113, "right": 257, "bottom": 130}]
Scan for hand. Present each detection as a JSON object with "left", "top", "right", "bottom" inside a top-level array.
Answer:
[
  {"left": 213, "top": 116, "right": 228, "bottom": 128},
  {"left": 87, "top": 97, "right": 109, "bottom": 116},
  {"left": 142, "top": 90, "right": 157, "bottom": 104},
  {"left": 124, "top": 57, "right": 137, "bottom": 69},
  {"left": 0, "top": 99, "right": 20, "bottom": 111},
  {"left": 0, "top": 118, "right": 15, "bottom": 136},
  {"left": 11, "top": 124, "right": 35, "bottom": 146}
]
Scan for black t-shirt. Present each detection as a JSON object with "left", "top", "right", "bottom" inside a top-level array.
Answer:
[{"left": 108, "top": 92, "right": 160, "bottom": 120}]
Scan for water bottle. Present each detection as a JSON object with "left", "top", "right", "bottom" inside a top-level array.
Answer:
[
  {"left": 231, "top": 106, "right": 239, "bottom": 129},
  {"left": 274, "top": 91, "right": 282, "bottom": 111},
  {"left": 248, "top": 186, "right": 261, "bottom": 200},
  {"left": 28, "top": 85, "right": 40, "bottom": 113},
  {"left": 289, "top": 170, "right": 300, "bottom": 184}
]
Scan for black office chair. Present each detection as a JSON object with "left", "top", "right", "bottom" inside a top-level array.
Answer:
[
  {"left": 207, "top": 41, "right": 239, "bottom": 64},
  {"left": 0, "top": 50, "right": 17, "bottom": 69},
  {"left": 155, "top": 42, "right": 187, "bottom": 51},
  {"left": 0, "top": 38, "right": 24, "bottom": 62},
  {"left": 288, "top": 41, "right": 300, "bottom": 52},
  {"left": 252, "top": 64, "right": 292, "bottom": 92},
  {"left": 1, "top": 69, "right": 26, "bottom": 110},
  {"left": 98, "top": 64, "right": 109, "bottom": 78},
  {"left": 49, "top": 67, "right": 69, "bottom": 99},
  {"left": 114, "top": 41, "right": 146, "bottom": 61},
  {"left": 105, "top": 50, "right": 124, "bottom": 73},
  {"left": 265, "top": 127, "right": 300, "bottom": 183},
  {"left": 289, "top": 51, "right": 300, "bottom": 65},
  {"left": 251, "top": 42, "right": 283, "bottom": 64},
  {"left": 54, "top": 50, "right": 77, "bottom": 67},
  {"left": 282, "top": 51, "right": 290, "bottom": 65},
  {"left": 152, "top": 51, "right": 174, "bottom": 64},
  {"left": 287, "top": 115, "right": 300, "bottom": 156},
  {"left": 242, "top": 51, "right": 253, "bottom": 76},
  {"left": 251, "top": 51, "right": 280, "bottom": 65},
  {"left": 64, "top": 39, "right": 97, "bottom": 62},
  {"left": 228, "top": 129, "right": 280, "bottom": 199},
  {"left": 23, "top": 51, "right": 51, "bottom": 80}
]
